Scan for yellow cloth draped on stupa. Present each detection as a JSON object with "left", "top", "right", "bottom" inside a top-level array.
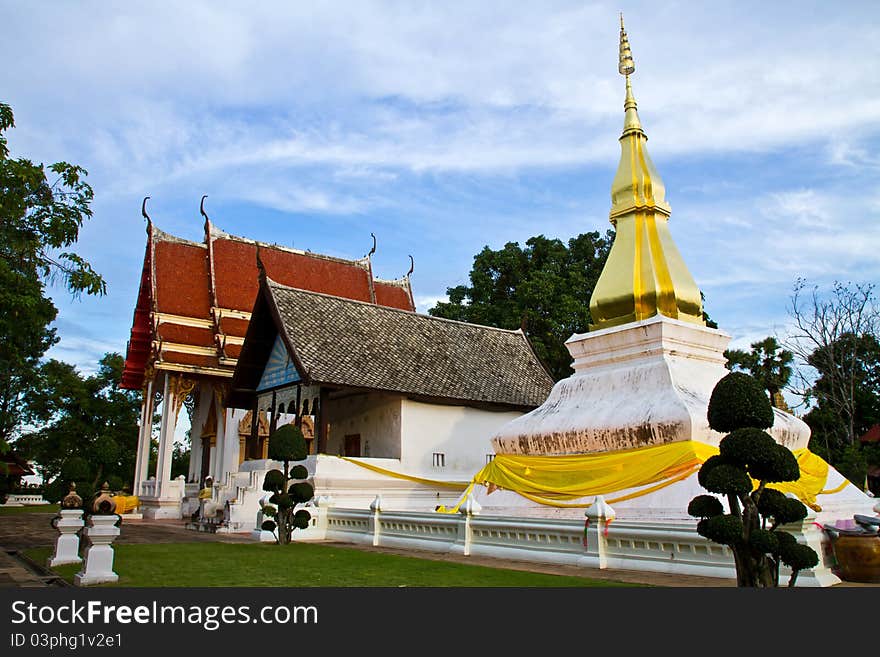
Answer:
[{"left": 435, "top": 441, "right": 848, "bottom": 514}]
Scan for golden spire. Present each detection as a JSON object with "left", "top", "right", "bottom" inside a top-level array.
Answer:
[{"left": 588, "top": 16, "right": 704, "bottom": 330}]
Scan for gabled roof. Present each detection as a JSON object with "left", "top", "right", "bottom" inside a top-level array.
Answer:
[
  {"left": 121, "top": 219, "right": 416, "bottom": 390},
  {"left": 860, "top": 424, "right": 880, "bottom": 444},
  {"left": 229, "top": 277, "right": 554, "bottom": 410}
]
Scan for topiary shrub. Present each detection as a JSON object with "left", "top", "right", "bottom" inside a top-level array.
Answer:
[
  {"left": 707, "top": 372, "right": 774, "bottom": 432},
  {"left": 262, "top": 424, "right": 314, "bottom": 545},
  {"left": 690, "top": 372, "right": 819, "bottom": 587}
]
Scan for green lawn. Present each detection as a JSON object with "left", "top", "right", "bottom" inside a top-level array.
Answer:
[
  {"left": 26, "top": 542, "right": 637, "bottom": 587},
  {"left": 0, "top": 503, "right": 59, "bottom": 515}
]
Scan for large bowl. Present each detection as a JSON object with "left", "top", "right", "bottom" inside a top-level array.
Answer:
[{"left": 831, "top": 534, "right": 880, "bottom": 583}]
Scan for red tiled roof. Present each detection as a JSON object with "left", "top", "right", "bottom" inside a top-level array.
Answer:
[
  {"left": 374, "top": 278, "right": 416, "bottom": 311},
  {"left": 121, "top": 220, "right": 416, "bottom": 390},
  {"left": 861, "top": 424, "right": 880, "bottom": 443}
]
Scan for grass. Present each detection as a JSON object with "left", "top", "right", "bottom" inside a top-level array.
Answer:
[
  {"left": 25, "top": 542, "right": 637, "bottom": 587},
  {"left": 0, "top": 503, "right": 59, "bottom": 515}
]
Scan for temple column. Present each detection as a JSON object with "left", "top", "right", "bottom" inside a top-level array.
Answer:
[
  {"left": 155, "top": 372, "right": 195, "bottom": 499},
  {"left": 132, "top": 376, "right": 155, "bottom": 496},
  {"left": 316, "top": 387, "right": 329, "bottom": 454}
]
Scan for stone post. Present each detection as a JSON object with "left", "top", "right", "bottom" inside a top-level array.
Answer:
[
  {"left": 579, "top": 496, "right": 615, "bottom": 570},
  {"left": 48, "top": 510, "right": 85, "bottom": 568},
  {"left": 451, "top": 493, "right": 481, "bottom": 556},
  {"left": 74, "top": 483, "right": 121, "bottom": 587},
  {"left": 48, "top": 483, "right": 85, "bottom": 568},
  {"left": 369, "top": 495, "right": 382, "bottom": 547}
]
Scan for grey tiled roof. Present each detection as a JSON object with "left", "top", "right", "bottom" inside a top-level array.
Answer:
[{"left": 267, "top": 279, "right": 553, "bottom": 408}]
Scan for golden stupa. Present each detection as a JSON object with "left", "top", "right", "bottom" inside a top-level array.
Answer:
[{"left": 589, "top": 15, "right": 704, "bottom": 330}]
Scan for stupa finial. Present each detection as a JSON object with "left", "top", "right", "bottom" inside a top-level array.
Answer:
[
  {"left": 588, "top": 16, "right": 704, "bottom": 330},
  {"left": 618, "top": 13, "right": 642, "bottom": 135}
]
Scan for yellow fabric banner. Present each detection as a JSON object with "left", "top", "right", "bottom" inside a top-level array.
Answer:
[
  {"left": 336, "top": 456, "right": 471, "bottom": 489},
  {"left": 436, "top": 441, "right": 844, "bottom": 513}
]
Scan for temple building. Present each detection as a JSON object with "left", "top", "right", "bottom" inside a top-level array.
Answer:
[
  {"left": 122, "top": 211, "right": 416, "bottom": 518},
  {"left": 218, "top": 274, "right": 552, "bottom": 527}
]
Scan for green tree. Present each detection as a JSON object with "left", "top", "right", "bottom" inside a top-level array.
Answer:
[
  {"left": 783, "top": 280, "right": 880, "bottom": 489},
  {"left": 261, "top": 424, "right": 314, "bottom": 545},
  {"left": 0, "top": 101, "right": 105, "bottom": 450},
  {"left": 14, "top": 353, "right": 140, "bottom": 501},
  {"left": 690, "top": 372, "right": 819, "bottom": 587},
  {"left": 802, "top": 332, "right": 880, "bottom": 488},
  {"left": 724, "top": 337, "right": 794, "bottom": 408},
  {"left": 429, "top": 232, "right": 613, "bottom": 380}
]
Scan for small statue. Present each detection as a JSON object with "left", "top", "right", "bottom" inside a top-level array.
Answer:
[
  {"left": 198, "top": 476, "right": 213, "bottom": 501},
  {"left": 90, "top": 482, "right": 117, "bottom": 515},
  {"left": 61, "top": 482, "right": 83, "bottom": 509}
]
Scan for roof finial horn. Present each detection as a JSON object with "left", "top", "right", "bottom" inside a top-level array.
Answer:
[
  {"left": 367, "top": 232, "right": 377, "bottom": 258},
  {"left": 141, "top": 196, "right": 151, "bottom": 224},
  {"left": 407, "top": 255, "right": 414, "bottom": 277}
]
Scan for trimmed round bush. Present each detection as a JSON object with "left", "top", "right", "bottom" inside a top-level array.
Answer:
[
  {"left": 721, "top": 429, "right": 801, "bottom": 483},
  {"left": 766, "top": 446, "right": 800, "bottom": 483},
  {"left": 688, "top": 495, "right": 724, "bottom": 519},
  {"left": 703, "top": 463, "right": 753, "bottom": 496},
  {"left": 698, "top": 514, "right": 743, "bottom": 546},
  {"left": 289, "top": 464, "right": 309, "bottom": 480},
  {"left": 779, "top": 541, "right": 819, "bottom": 572},
  {"left": 274, "top": 493, "right": 294, "bottom": 509},
  {"left": 720, "top": 428, "right": 777, "bottom": 469},
  {"left": 773, "top": 531, "right": 797, "bottom": 554},
  {"left": 293, "top": 509, "right": 311, "bottom": 529},
  {"left": 268, "top": 424, "right": 308, "bottom": 462},
  {"left": 771, "top": 497, "right": 808, "bottom": 526},
  {"left": 261, "top": 520, "right": 277, "bottom": 532},
  {"left": 288, "top": 482, "right": 314, "bottom": 503},
  {"left": 749, "top": 528, "right": 779, "bottom": 554},
  {"left": 755, "top": 488, "right": 787, "bottom": 517},
  {"left": 698, "top": 454, "right": 730, "bottom": 489},
  {"left": 707, "top": 372, "right": 774, "bottom": 432},
  {"left": 263, "top": 469, "right": 285, "bottom": 492}
]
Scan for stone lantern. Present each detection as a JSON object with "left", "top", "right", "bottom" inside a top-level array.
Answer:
[
  {"left": 74, "top": 482, "right": 121, "bottom": 586},
  {"left": 48, "top": 483, "right": 85, "bottom": 568}
]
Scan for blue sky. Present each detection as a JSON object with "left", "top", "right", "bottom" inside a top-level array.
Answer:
[{"left": 2, "top": 0, "right": 879, "bottom": 378}]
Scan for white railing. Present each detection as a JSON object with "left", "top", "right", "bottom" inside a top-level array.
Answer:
[
  {"left": 297, "top": 503, "right": 839, "bottom": 587},
  {"left": 5, "top": 494, "right": 50, "bottom": 506},
  {"left": 139, "top": 481, "right": 157, "bottom": 498}
]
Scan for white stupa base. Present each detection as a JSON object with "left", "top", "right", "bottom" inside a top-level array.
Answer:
[{"left": 492, "top": 315, "right": 809, "bottom": 454}]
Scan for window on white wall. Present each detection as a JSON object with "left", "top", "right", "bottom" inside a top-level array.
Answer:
[{"left": 432, "top": 452, "right": 445, "bottom": 467}]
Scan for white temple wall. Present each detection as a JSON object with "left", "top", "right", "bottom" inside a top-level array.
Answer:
[
  {"left": 400, "top": 400, "right": 521, "bottom": 478},
  {"left": 326, "top": 392, "right": 402, "bottom": 458}
]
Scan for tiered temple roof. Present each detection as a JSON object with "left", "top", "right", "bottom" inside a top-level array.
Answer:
[{"left": 121, "top": 221, "right": 415, "bottom": 390}]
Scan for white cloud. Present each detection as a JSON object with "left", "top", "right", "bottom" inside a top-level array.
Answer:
[{"left": 415, "top": 294, "right": 449, "bottom": 314}]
